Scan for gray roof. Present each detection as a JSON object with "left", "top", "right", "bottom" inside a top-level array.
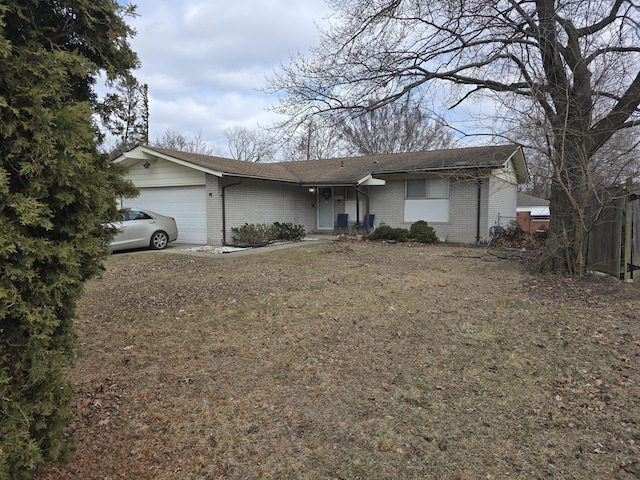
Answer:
[
  {"left": 283, "top": 144, "right": 527, "bottom": 184},
  {"left": 122, "top": 144, "right": 528, "bottom": 185},
  {"left": 517, "top": 192, "right": 550, "bottom": 207},
  {"left": 141, "top": 147, "right": 302, "bottom": 183}
]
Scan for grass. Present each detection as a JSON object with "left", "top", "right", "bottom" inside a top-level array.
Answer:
[{"left": 36, "top": 241, "right": 640, "bottom": 479}]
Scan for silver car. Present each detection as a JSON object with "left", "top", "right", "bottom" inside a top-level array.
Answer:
[{"left": 110, "top": 208, "right": 178, "bottom": 251}]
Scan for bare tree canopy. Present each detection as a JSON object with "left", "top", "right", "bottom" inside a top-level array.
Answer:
[
  {"left": 277, "top": 95, "right": 455, "bottom": 160},
  {"left": 268, "top": 0, "right": 640, "bottom": 274},
  {"left": 279, "top": 118, "right": 346, "bottom": 161},
  {"left": 152, "top": 128, "right": 214, "bottom": 155},
  {"left": 340, "top": 94, "right": 455, "bottom": 155},
  {"left": 224, "top": 126, "right": 278, "bottom": 162}
]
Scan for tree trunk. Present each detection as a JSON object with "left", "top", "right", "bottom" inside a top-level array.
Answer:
[{"left": 541, "top": 140, "right": 589, "bottom": 274}]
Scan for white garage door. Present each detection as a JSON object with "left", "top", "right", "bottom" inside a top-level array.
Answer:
[{"left": 122, "top": 186, "right": 207, "bottom": 244}]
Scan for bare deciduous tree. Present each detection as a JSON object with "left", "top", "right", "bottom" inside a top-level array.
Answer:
[
  {"left": 224, "top": 126, "right": 278, "bottom": 162},
  {"left": 267, "top": 0, "right": 640, "bottom": 274},
  {"left": 152, "top": 128, "right": 213, "bottom": 155},
  {"left": 277, "top": 96, "right": 454, "bottom": 160},
  {"left": 505, "top": 99, "right": 640, "bottom": 200},
  {"left": 340, "top": 94, "right": 455, "bottom": 155},
  {"left": 279, "top": 119, "right": 346, "bottom": 161}
]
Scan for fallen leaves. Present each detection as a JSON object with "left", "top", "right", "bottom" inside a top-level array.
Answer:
[{"left": 35, "top": 243, "right": 640, "bottom": 480}]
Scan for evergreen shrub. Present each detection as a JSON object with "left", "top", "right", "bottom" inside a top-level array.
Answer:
[
  {"left": 0, "top": 1, "right": 138, "bottom": 477},
  {"left": 369, "top": 225, "right": 410, "bottom": 242},
  {"left": 409, "top": 220, "right": 439, "bottom": 243},
  {"left": 231, "top": 222, "right": 306, "bottom": 245},
  {"left": 231, "top": 223, "right": 273, "bottom": 245},
  {"left": 272, "top": 222, "right": 306, "bottom": 241}
]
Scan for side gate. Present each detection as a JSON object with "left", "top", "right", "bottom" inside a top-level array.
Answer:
[{"left": 584, "top": 181, "right": 639, "bottom": 281}]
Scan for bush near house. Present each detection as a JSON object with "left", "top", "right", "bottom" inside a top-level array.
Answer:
[
  {"left": 369, "top": 225, "right": 410, "bottom": 242},
  {"left": 272, "top": 222, "right": 306, "bottom": 241},
  {"left": 231, "top": 222, "right": 306, "bottom": 245},
  {"left": 231, "top": 223, "right": 273, "bottom": 245},
  {"left": 409, "top": 220, "right": 439, "bottom": 243},
  {"left": 369, "top": 221, "right": 438, "bottom": 244}
]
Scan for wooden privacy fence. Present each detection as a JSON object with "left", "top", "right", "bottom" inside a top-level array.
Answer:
[{"left": 584, "top": 180, "right": 639, "bottom": 281}]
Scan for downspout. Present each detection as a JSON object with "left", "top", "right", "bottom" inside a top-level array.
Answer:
[
  {"left": 221, "top": 181, "right": 242, "bottom": 246},
  {"left": 476, "top": 179, "right": 482, "bottom": 243}
]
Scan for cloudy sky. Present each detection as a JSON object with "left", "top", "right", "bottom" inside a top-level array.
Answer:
[{"left": 123, "top": 0, "right": 332, "bottom": 154}]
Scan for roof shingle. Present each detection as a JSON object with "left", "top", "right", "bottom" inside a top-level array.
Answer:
[{"left": 131, "top": 144, "right": 526, "bottom": 185}]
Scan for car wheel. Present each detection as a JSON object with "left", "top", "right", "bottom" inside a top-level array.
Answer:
[{"left": 150, "top": 231, "right": 169, "bottom": 250}]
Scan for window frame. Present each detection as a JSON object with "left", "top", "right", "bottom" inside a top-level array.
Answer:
[{"left": 405, "top": 178, "right": 449, "bottom": 199}]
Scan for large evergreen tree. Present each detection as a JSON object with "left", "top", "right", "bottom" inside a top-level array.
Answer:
[{"left": 0, "top": 1, "right": 138, "bottom": 477}]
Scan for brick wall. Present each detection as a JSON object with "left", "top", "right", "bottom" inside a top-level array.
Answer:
[
  {"left": 205, "top": 175, "right": 222, "bottom": 245},
  {"left": 206, "top": 176, "right": 316, "bottom": 245},
  {"left": 205, "top": 174, "right": 519, "bottom": 245},
  {"left": 438, "top": 178, "right": 487, "bottom": 243},
  {"left": 367, "top": 178, "right": 490, "bottom": 243},
  {"left": 517, "top": 211, "right": 549, "bottom": 233},
  {"left": 368, "top": 181, "right": 404, "bottom": 229}
]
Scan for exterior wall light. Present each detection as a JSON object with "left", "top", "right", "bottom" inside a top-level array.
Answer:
[{"left": 143, "top": 161, "right": 151, "bottom": 169}]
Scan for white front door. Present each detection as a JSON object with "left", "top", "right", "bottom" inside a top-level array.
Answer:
[{"left": 317, "top": 187, "right": 333, "bottom": 230}]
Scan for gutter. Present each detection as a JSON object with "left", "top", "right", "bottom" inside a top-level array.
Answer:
[{"left": 221, "top": 181, "right": 242, "bottom": 246}]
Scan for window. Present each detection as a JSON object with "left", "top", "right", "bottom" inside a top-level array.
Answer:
[
  {"left": 406, "top": 178, "right": 449, "bottom": 199},
  {"left": 126, "top": 210, "right": 153, "bottom": 221},
  {"left": 345, "top": 186, "right": 356, "bottom": 200}
]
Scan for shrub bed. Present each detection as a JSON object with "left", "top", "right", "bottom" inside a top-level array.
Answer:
[
  {"left": 369, "top": 221, "right": 438, "bottom": 244},
  {"left": 231, "top": 222, "right": 306, "bottom": 245}
]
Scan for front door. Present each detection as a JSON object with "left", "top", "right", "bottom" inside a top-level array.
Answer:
[{"left": 318, "top": 187, "right": 333, "bottom": 230}]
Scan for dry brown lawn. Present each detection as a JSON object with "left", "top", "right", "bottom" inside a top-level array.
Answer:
[{"left": 36, "top": 241, "right": 640, "bottom": 480}]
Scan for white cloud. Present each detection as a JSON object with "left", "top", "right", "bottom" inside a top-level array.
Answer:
[{"left": 123, "top": 0, "right": 330, "bottom": 149}]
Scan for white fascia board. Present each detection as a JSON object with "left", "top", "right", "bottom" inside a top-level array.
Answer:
[
  {"left": 118, "top": 146, "right": 224, "bottom": 178},
  {"left": 357, "top": 174, "right": 386, "bottom": 186},
  {"left": 505, "top": 148, "right": 529, "bottom": 184},
  {"left": 517, "top": 206, "right": 550, "bottom": 216},
  {"left": 118, "top": 149, "right": 149, "bottom": 161}
]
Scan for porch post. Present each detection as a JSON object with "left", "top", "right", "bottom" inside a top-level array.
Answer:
[{"left": 355, "top": 188, "right": 360, "bottom": 225}]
